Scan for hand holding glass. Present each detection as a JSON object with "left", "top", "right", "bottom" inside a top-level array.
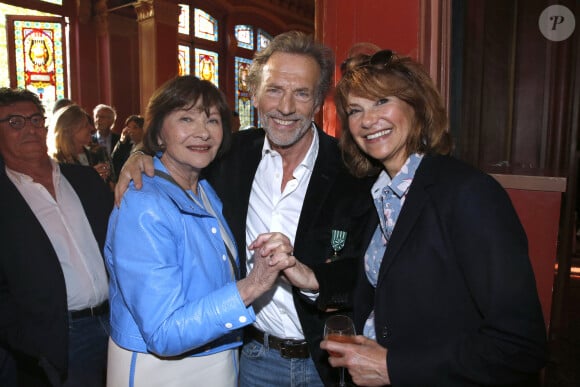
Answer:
[{"left": 324, "top": 315, "right": 356, "bottom": 387}]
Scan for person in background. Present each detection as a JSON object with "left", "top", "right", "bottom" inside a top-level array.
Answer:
[
  {"left": 115, "top": 31, "right": 369, "bottom": 386},
  {"left": 111, "top": 114, "right": 144, "bottom": 178},
  {"left": 48, "top": 104, "right": 115, "bottom": 186},
  {"left": 311, "top": 50, "right": 546, "bottom": 386},
  {"left": 0, "top": 87, "right": 112, "bottom": 386},
  {"left": 52, "top": 98, "right": 73, "bottom": 114},
  {"left": 93, "top": 104, "right": 120, "bottom": 155},
  {"left": 105, "top": 75, "right": 296, "bottom": 387}
]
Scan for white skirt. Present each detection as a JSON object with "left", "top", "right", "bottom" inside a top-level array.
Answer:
[{"left": 106, "top": 338, "right": 238, "bottom": 387}]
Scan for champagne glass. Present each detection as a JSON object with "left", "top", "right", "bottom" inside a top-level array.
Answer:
[{"left": 324, "top": 314, "right": 356, "bottom": 387}]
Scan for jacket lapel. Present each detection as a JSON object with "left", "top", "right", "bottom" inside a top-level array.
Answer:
[
  {"left": 294, "top": 128, "right": 341, "bottom": 254},
  {"left": 377, "top": 155, "right": 437, "bottom": 285}
]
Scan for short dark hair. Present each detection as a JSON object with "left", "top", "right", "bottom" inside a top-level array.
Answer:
[
  {"left": 124, "top": 114, "right": 144, "bottom": 128},
  {"left": 52, "top": 98, "right": 73, "bottom": 113},
  {"left": 247, "top": 31, "right": 335, "bottom": 108},
  {"left": 0, "top": 87, "right": 45, "bottom": 115},
  {"left": 142, "top": 75, "right": 231, "bottom": 160}
]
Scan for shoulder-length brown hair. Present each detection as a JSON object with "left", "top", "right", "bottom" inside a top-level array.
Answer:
[
  {"left": 335, "top": 51, "right": 453, "bottom": 177},
  {"left": 142, "top": 75, "right": 231, "bottom": 159}
]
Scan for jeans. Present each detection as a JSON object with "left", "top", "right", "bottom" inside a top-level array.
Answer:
[
  {"left": 239, "top": 339, "right": 324, "bottom": 387},
  {"left": 65, "top": 313, "right": 110, "bottom": 387}
]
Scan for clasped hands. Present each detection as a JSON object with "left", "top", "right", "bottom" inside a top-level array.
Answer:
[{"left": 249, "top": 232, "right": 319, "bottom": 293}]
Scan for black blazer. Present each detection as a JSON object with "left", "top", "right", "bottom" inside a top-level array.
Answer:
[
  {"left": 0, "top": 163, "right": 113, "bottom": 385},
  {"left": 205, "top": 126, "right": 371, "bottom": 384},
  {"left": 339, "top": 155, "right": 546, "bottom": 386}
]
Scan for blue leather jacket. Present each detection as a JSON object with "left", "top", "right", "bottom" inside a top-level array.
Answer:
[{"left": 105, "top": 157, "right": 255, "bottom": 357}]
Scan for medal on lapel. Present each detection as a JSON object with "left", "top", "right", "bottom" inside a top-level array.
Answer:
[{"left": 330, "top": 229, "right": 347, "bottom": 260}]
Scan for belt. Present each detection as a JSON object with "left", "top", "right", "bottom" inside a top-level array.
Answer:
[
  {"left": 245, "top": 325, "right": 309, "bottom": 359},
  {"left": 70, "top": 301, "right": 109, "bottom": 320}
]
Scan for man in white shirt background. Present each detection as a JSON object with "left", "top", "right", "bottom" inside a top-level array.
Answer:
[{"left": 92, "top": 103, "right": 120, "bottom": 155}]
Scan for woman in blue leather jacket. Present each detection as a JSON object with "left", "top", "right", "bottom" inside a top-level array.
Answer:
[{"left": 104, "top": 75, "right": 294, "bottom": 386}]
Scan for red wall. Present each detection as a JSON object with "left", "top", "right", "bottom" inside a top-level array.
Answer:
[
  {"left": 505, "top": 188, "right": 562, "bottom": 330},
  {"left": 317, "top": 0, "right": 421, "bottom": 137}
]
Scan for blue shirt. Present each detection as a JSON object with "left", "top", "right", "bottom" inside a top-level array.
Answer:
[{"left": 363, "top": 153, "right": 423, "bottom": 339}]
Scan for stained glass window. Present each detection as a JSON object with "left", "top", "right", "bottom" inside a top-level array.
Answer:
[
  {"left": 258, "top": 29, "right": 272, "bottom": 51},
  {"left": 194, "top": 9, "right": 217, "bottom": 42},
  {"left": 195, "top": 48, "right": 218, "bottom": 87},
  {"left": 178, "top": 45, "right": 190, "bottom": 76},
  {"left": 235, "top": 56, "right": 254, "bottom": 129},
  {"left": 235, "top": 25, "right": 254, "bottom": 50},
  {"left": 178, "top": 4, "right": 189, "bottom": 35},
  {"left": 10, "top": 19, "right": 65, "bottom": 110}
]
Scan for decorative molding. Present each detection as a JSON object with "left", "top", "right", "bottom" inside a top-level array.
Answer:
[{"left": 134, "top": 0, "right": 179, "bottom": 25}]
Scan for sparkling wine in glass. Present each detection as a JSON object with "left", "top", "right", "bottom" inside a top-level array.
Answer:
[{"left": 324, "top": 314, "right": 356, "bottom": 387}]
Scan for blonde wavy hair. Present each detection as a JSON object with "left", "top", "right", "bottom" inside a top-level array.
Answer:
[{"left": 47, "top": 104, "right": 92, "bottom": 164}]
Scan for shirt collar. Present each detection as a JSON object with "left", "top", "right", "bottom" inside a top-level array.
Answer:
[
  {"left": 261, "top": 123, "right": 319, "bottom": 172},
  {"left": 371, "top": 153, "right": 424, "bottom": 199},
  {"left": 6, "top": 158, "right": 60, "bottom": 184}
]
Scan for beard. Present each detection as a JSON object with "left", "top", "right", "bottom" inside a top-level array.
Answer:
[{"left": 260, "top": 111, "right": 313, "bottom": 148}]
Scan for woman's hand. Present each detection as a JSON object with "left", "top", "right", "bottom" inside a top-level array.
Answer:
[
  {"left": 114, "top": 151, "right": 155, "bottom": 206},
  {"left": 320, "top": 335, "right": 391, "bottom": 386},
  {"left": 237, "top": 233, "right": 296, "bottom": 305},
  {"left": 93, "top": 162, "right": 111, "bottom": 181},
  {"left": 249, "top": 233, "right": 319, "bottom": 292}
]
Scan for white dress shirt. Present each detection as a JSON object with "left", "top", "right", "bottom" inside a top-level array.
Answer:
[
  {"left": 6, "top": 159, "right": 109, "bottom": 310},
  {"left": 246, "top": 125, "right": 319, "bottom": 340},
  {"left": 95, "top": 132, "right": 113, "bottom": 154}
]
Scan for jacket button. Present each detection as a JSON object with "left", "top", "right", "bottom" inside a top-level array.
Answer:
[{"left": 381, "top": 326, "right": 390, "bottom": 339}]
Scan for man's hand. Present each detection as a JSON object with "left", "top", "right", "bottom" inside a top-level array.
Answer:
[
  {"left": 114, "top": 151, "right": 155, "bottom": 206},
  {"left": 249, "top": 233, "right": 319, "bottom": 292},
  {"left": 320, "top": 335, "right": 391, "bottom": 386},
  {"left": 238, "top": 234, "right": 296, "bottom": 305}
]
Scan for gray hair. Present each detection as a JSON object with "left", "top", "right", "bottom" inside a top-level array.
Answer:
[{"left": 247, "top": 31, "right": 335, "bottom": 108}]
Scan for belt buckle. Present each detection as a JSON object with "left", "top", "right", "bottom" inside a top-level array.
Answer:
[{"left": 279, "top": 340, "right": 308, "bottom": 359}]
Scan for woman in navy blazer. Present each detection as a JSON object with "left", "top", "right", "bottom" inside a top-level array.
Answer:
[{"left": 314, "top": 50, "right": 547, "bottom": 386}]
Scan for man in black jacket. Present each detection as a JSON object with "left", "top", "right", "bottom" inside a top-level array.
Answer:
[{"left": 0, "top": 88, "right": 113, "bottom": 386}]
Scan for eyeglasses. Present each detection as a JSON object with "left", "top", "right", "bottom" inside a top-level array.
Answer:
[
  {"left": 340, "top": 49, "right": 395, "bottom": 75},
  {"left": 0, "top": 114, "right": 46, "bottom": 130}
]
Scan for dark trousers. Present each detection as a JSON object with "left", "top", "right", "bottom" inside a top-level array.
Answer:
[{"left": 0, "top": 313, "right": 109, "bottom": 387}]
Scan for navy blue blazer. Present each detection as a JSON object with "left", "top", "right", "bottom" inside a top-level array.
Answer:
[
  {"left": 204, "top": 126, "right": 371, "bottom": 384},
  {"left": 346, "top": 155, "right": 546, "bottom": 386},
  {"left": 0, "top": 162, "right": 113, "bottom": 384}
]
